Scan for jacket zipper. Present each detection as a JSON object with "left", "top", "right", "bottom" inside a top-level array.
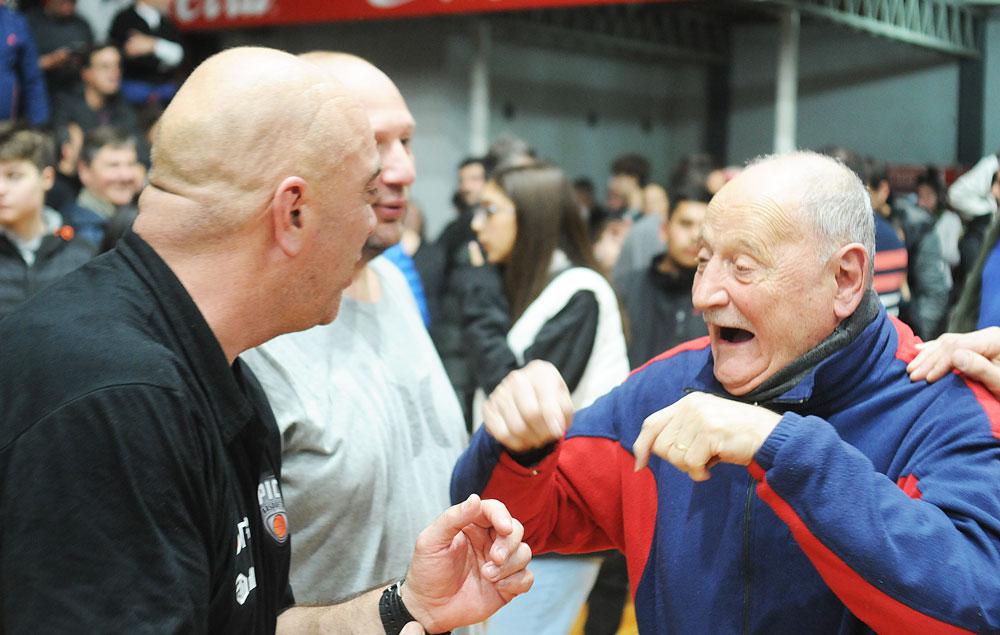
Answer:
[{"left": 742, "top": 475, "right": 754, "bottom": 634}]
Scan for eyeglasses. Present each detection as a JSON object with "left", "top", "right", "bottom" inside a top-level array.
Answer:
[{"left": 472, "top": 203, "right": 513, "bottom": 220}]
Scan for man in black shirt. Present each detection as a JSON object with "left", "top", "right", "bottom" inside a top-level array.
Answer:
[{"left": 0, "top": 47, "right": 532, "bottom": 634}]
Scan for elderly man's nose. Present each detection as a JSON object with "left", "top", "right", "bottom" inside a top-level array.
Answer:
[{"left": 692, "top": 260, "right": 728, "bottom": 310}]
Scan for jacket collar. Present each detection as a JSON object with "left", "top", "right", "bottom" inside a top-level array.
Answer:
[{"left": 687, "top": 291, "right": 885, "bottom": 411}]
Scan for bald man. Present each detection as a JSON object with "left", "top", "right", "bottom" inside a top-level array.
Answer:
[
  {"left": 452, "top": 151, "right": 1000, "bottom": 633},
  {"left": 240, "top": 52, "right": 472, "bottom": 612},
  {"left": 0, "top": 47, "right": 531, "bottom": 634}
]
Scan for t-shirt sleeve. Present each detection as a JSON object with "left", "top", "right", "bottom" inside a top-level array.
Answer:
[{"left": 0, "top": 384, "right": 215, "bottom": 633}]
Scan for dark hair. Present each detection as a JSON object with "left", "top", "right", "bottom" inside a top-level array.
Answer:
[
  {"left": 459, "top": 156, "right": 484, "bottom": 171},
  {"left": 667, "top": 181, "right": 712, "bottom": 220},
  {"left": 860, "top": 157, "right": 888, "bottom": 190},
  {"left": 493, "top": 163, "right": 600, "bottom": 321},
  {"left": 80, "top": 126, "right": 136, "bottom": 165},
  {"left": 0, "top": 122, "right": 55, "bottom": 171},
  {"left": 610, "top": 153, "right": 650, "bottom": 187},
  {"left": 484, "top": 134, "right": 536, "bottom": 177},
  {"left": 83, "top": 43, "right": 118, "bottom": 69},
  {"left": 915, "top": 167, "right": 946, "bottom": 214},
  {"left": 668, "top": 153, "right": 717, "bottom": 192}
]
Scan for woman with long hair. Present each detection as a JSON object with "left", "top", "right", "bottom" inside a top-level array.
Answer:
[{"left": 459, "top": 162, "right": 629, "bottom": 634}]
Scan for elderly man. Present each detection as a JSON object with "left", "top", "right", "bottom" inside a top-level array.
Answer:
[
  {"left": 0, "top": 47, "right": 531, "bottom": 634},
  {"left": 241, "top": 52, "right": 471, "bottom": 611},
  {"left": 452, "top": 151, "right": 1000, "bottom": 633}
]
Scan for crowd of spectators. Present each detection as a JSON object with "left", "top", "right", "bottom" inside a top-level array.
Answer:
[{"left": 1, "top": 12, "right": 999, "bottom": 631}]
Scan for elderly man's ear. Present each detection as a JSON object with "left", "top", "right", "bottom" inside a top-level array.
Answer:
[
  {"left": 832, "top": 243, "right": 868, "bottom": 320},
  {"left": 270, "top": 176, "right": 310, "bottom": 257}
]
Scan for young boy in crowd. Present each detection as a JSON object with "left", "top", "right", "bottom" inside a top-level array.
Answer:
[{"left": 0, "top": 123, "right": 93, "bottom": 318}]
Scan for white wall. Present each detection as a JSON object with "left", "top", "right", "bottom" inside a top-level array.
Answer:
[
  {"left": 729, "top": 19, "right": 960, "bottom": 165},
  {"left": 218, "top": 18, "right": 709, "bottom": 238}
]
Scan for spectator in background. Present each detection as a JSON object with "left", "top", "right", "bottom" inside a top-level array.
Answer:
[
  {"left": 0, "top": 3, "right": 49, "bottom": 125},
  {"left": 62, "top": 125, "right": 139, "bottom": 247},
  {"left": 617, "top": 180, "right": 712, "bottom": 368},
  {"left": 949, "top": 150, "right": 999, "bottom": 298},
  {"left": 53, "top": 44, "right": 139, "bottom": 137},
  {"left": 460, "top": 162, "right": 629, "bottom": 635},
  {"left": 43, "top": 121, "right": 82, "bottom": 210},
  {"left": 428, "top": 155, "right": 489, "bottom": 429},
  {"left": 605, "top": 153, "right": 647, "bottom": 220},
  {"left": 456, "top": 156, "right": 486, "bottom": 214},
  {"left": 109, "top": 0, "right": 183, "bottom": 105},
  {"left": 949, "top": 166, "right": 1000, "bottom": 332},
  {"left": 863, "top": 157, "right": 950, "bottom": 339},
  {"left": 26, "top": 0, "right": 92, "bottom": 100},
  {"left": 916, "top": 168, "right": 962, "bottom": 310},
  {"left": 0, "top": 123, "right": 92, "bottom": 318},
  {"left": 609, "top": 153, "right": 667, "bottom": 281}
]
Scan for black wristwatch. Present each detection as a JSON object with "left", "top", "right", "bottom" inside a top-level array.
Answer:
[{"left": 378, "top": 579, "right": 451, "bottom": 635}]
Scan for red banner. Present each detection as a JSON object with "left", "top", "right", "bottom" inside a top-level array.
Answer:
[{"left": 175, "top": 0, "right": 671, "bottom": 31}]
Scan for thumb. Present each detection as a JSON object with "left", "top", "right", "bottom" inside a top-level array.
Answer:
[
  {"left": 400, "top": 622, "right": 426, "bottom": 635},
  {"left": 954, "top": 349, "right": 1000, "bottom": 396},
  {"left": 419, "top": 494, "right": 482, "bottom": 551}
]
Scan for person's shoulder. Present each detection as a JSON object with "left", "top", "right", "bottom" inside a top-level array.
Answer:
[{"left": 629, "top": 336, "right": 712, "bottom": 380}]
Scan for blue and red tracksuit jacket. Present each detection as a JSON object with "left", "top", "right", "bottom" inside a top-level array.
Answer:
[{"left": 451, "top": 308, "right": 1000, "bottom": 633}]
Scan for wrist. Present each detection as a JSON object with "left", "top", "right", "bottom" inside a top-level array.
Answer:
[{"left": 380, "top": 579, "right": 450, "bottom": 635}]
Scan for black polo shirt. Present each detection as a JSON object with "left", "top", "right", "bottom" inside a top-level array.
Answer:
[{"left": 0, "top": 231, "right": 294, "bottom": 633}]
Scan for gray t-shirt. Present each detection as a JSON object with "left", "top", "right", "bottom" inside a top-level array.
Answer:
[{"left": 242, "top": 257, "right": 468, "bottom": 604}]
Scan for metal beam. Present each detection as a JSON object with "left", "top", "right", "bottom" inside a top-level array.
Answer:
[
  {"left": 751, "top": 0, "right": 980, "bottom": 57},
  {"left": 491, "top": 4, "right": 730, "bottom": 66}
]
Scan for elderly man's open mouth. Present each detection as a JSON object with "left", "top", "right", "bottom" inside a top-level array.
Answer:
[{"left": 716, "top": 325, "right": 755, "bottom": 343}]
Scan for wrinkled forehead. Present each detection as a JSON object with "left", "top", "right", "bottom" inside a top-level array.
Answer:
[{"left": 703, "top": 176, "right": 806, "bottom": 252}]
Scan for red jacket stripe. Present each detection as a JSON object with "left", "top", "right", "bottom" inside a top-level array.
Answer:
[
  {"left": 629, "top": 336, "right": 711, "bottom": 378},
  {"left": 749, "top": 461, "right": 972, "bottom": 634}
]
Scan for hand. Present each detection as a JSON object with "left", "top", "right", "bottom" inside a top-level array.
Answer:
[
  {"left": 39, "top": 48, "right": 72, "bottom": 70},
  {"left": 124, "top": 31, "right": 158, "bottom": 57},
  {"left": 632, "top": 392, "right": 781, "bottom": 481},
  {"left": 907, "top": 327, "right": 1000, "bottom": 397},
  {"left": 483, "top": 360, "right": 575, "bottom": 453},
  {"left": 401, "top": 623, "right": 424, "bottom": 634},
  {"left": 402, "top": 494, "right": 533, "bottom": 633},
  {"left": 467, "top": 240, "right": 485, "bottom": 267}
]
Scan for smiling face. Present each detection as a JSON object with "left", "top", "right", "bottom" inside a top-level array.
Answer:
[
  {"left": 79, "top": 144, "right": 140, "bottom": 207},
  {"left": 693, "top": 168, "right": 840, "bottom": 396}
]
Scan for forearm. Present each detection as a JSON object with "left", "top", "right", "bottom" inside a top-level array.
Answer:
[
  {"left": 276, "top": 588, "right": 383, "bottom": 635},
  {"left": 751, "top": 413, "right": 1000, "bottom": 632}
]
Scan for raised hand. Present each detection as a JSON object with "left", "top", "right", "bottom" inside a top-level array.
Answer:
[
  {"left": 401, "top": 495, "right": 533, "bottom": 633},
  {"left": 633, "top": 392, "right": 781, "bottom": 481},
  {"left": 482, "top": 360, "right": 575, "bottom": 453}
]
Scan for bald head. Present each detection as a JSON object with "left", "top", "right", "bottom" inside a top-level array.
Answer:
[
  {"left": 144, "top": 47, "right": 373, "bottom": 241},
  {"left": 715, "top": 151, "right": 875, "bottom": 266},
  {"left": 299, "top": 52, "right": 403, "bottom": 112},
  {"left": 299, "top": 51, "right": 417, "bottom": 260}
]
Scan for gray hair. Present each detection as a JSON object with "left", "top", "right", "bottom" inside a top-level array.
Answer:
[{"left": 746, "top": 151, "right": 876, "bottom": 278}]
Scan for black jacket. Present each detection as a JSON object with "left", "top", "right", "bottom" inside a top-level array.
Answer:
[
  {"left": 0, "top": 227, "right": 93, "bottom": 319},
  {"left": 616, "top": 255, "right": 706, "bottom": 368}
]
